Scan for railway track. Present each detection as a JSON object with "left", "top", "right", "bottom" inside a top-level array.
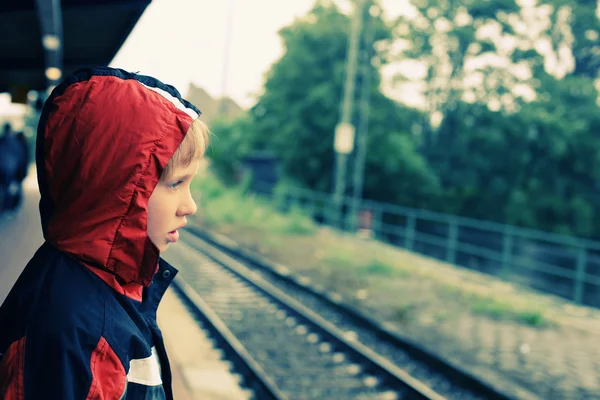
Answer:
[{"left": 167, "top": 229, "right": 516, "bottom": 399}]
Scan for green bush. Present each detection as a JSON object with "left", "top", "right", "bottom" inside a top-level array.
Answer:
[
  {"left": 193, "top": 173, "right": 316, "bottom": 235},
  {"left": 205, "top": 114, "right": 254, "bottom": 184}
]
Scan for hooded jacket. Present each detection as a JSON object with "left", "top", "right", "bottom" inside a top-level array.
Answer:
[{"left": 0, "top": 67, "right": 201, "bottom": 399}]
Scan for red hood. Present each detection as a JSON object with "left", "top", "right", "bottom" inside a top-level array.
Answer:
[{"left": 36, "top": 67, "right": 201, "bottom": 287}]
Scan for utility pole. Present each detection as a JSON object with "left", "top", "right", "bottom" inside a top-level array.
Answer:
[
  {"left": 219, "top": 0, "right": 236, "bottom": 117},
  {"left": 332, "top": 0, "right": 365, "bottom": 228},
  {"left": 349, "top": 3, "right": 375, "bottom": 232}
]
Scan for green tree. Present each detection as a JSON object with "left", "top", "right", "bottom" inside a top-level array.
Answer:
[
  {"left": 544, "top": 0, "right": 600, "bottom": 77},
  {"left": 511, "top": 75, "right": 600, "bottom": 237},
  {"left": 429, "top": 75, "right": 600, "bottom": 238},
  {"left": 392, "top": 0, "right": 600, "bottom": 238},
  {"left": 206, "top": 114, "right": 254, "bottom": 183},
  {"left": 249, "top": 0, "right": 441, "bottom": 205},
  {"left": 392, "top": 0, "right": 521, "bottom": 149}
]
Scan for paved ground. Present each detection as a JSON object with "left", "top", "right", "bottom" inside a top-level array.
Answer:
[
  {"left": 388, "top": 302, "right": 600, "bottom": 400},
  {"left": 158, "top": 288, "right": 250, "bottom": 400},
  {"left": 0, "top": 167, "right": 247, "bottom": 399},
  {"left": 0, "top": 168, "right": 43, "bottom": 304}
]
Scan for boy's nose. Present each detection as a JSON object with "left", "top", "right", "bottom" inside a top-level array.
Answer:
[
  {"left": 178, "top": 193, "right": 197, "bottom": 217},
  {"left": 188, "top": 198, "right": 198, "bottom": 216}
]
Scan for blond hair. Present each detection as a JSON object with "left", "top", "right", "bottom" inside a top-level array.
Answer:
[{"left": 161, "top": 119, "right": 210, "bottom": 181}]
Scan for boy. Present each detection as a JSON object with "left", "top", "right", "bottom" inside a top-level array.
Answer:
[{"left": 0, "top": 67, "right": 209, "bottom": 399}]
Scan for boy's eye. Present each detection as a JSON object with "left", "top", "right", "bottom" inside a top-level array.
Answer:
[{"left": 168, "top": 180, "right": 184, "bottom": 189}]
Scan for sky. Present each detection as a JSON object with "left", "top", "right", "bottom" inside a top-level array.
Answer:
[{"left": 110, "top": 0, "right": 406, "bottom": 109}]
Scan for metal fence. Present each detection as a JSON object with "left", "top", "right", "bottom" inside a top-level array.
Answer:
[{"left": 250, "top": 181, "right": 600, "bottom": 308}]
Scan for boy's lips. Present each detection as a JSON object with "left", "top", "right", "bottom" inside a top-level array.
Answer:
[
  {"left": 167, "top": 230, "right": 179, "bottom": 242},
  {"left": 167, "top": 223, "right": 185, "bottom": 243}
]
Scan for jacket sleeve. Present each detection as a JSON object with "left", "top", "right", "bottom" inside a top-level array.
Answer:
[
  {"left": 1, "top": 332, "right": 93, "bottom": 400},
  {"left": 6, "top": 330, "right": 128, "bottom": 400},
  {"left": 5, "top": 292, "right": 129, "bottom": 400},
  {"left": 0, "top": 250, "right": 127, "bottom": 399},
  {"left": 0, "top": 330, "right": 128, "bottom": 400}
]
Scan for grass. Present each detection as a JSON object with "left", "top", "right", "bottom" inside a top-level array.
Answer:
[
  {"left": 322, "top": 252, "right": 411, "bottom": 278},
  {"left": 394, "top": 303, "right": 420, "bottom": 322},
  {"left": 470, "top": 297, "right": 546, "bottom": 325},
  {"left": 194, "top": 174, "right": 316, "bottom": 236},
  {"left": 360, "top": 259, "right": 402, "bottom": 276},
  {"left": 322, "top": 239, "right": 548, "bottom": 326}
]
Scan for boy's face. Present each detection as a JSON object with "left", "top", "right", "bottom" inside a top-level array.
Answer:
[{"left": 147, "top": 160, "right": 200, "bottom": 252}]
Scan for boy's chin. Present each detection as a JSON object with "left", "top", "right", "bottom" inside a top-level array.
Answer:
[
  {"left": 149, "top": 239, "right": 170, "bottom": 254},
  {"left": 158, "top": 243, "right": 170, "bottom": 253}
]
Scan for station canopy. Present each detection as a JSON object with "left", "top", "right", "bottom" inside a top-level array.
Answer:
[{"left": 0, "top": 0, "right": 151, "bottom": 103}]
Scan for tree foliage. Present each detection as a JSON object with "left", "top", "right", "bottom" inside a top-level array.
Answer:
[
  {"left": 247, "top": 0, "right": 440, "bottom": 205},
  {"left": 395, "top": 0, "right": 600, "bottom": 237}
]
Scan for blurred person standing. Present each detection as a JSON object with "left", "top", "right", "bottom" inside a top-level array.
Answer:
[{"left": 0, "top": 122, "right": 26, "bottom": 212}]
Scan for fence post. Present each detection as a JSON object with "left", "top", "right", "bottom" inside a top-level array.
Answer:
[
  {"left": 573, "top": 245, "right": 587, "bottom": 304},
  {"left": 446, "top": 217, "right": 458, "bottom": 264},
  {"left": 328, "top": 196, "right": 343, "bottom": 230},
  {"left": 326, "top": 196, "right": 335, "bottom": 226},
  {"left": 344, "top": 197, "right": 353, "bottom": 232},
  {"left": 283, "top": 190, "right": 293, "bottom": 210},
  {"left": 501, "top": 226, "right": 514, "bottom": 280},
  {"left": 306, "top": 194, "right": 316, "bottom": 220},
  {"left": 275, "top": 191, "right": 288, "bottom": 213},
  {"left": 372, "top": 205, "right": 383, "bottom": 239},
  {"left": 404, "top": 211, "right": 416, "bottom": 250},
  {"left": 340, "top": 197, "right": 347, "bottom": 231},
  {"left": 328, "top": 197, "right": 342, "bottom": 229}
]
